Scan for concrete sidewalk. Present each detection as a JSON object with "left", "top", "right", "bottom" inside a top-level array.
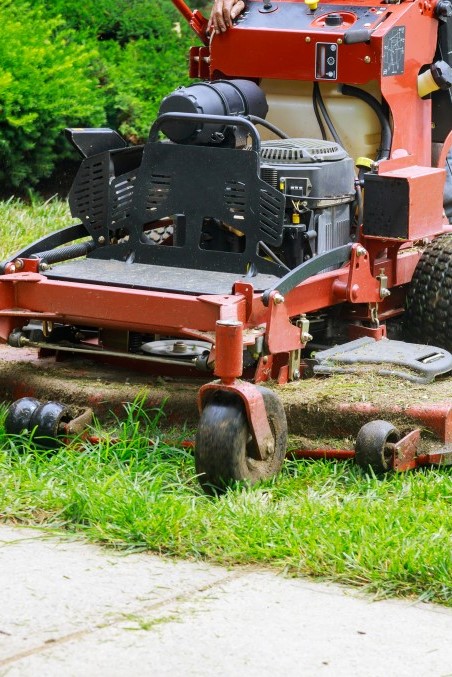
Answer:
[{"left": 0, "top": 525, "right": 451, "bottom": 676}]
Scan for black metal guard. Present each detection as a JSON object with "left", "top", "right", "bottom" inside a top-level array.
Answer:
[
  {"left": 85, "top": 113, "right": 286, "bottom": 277},
  {"left": 261, "top": 244, "right": 353, "bottom": 306}
]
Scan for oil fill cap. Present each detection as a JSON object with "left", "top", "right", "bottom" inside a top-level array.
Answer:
[{"left": 325, "top": 13, "right": 342, "bottom": 26}]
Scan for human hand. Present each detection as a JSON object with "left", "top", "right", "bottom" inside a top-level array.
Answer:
[{"left": 207, "top": 0, "right": 246, "bottom": 34}]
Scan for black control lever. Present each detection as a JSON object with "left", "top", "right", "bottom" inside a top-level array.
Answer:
[
  {"left": 261, "top": 0, "right": 277, "bottom": 12},
  {"left": 343, "top": 28, "right": 372, "bottom": 44}
]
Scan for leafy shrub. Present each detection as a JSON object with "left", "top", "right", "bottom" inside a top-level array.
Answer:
[
  {"left": 42, "top": 0, "right": 203, "bottom": 138},
  {"left": 44, "top": 0, "right": 211, "bottom": 43},
  {"left": 0, "top": 0, "right": 105, "bottom": 189},
  {"left": 100, "top": 32, "right": 193, "bottom": 140},
  {"left": 0, "top": 0, "right": 207, "bottom": 190}
]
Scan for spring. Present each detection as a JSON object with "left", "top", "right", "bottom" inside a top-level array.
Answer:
[{"left": 32, "top": 240, "right": 96, "bottom": 264}]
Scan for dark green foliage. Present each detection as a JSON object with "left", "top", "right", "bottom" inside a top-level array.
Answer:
[
  {"left": 42, "top": 0, "right": 200, "bottom": 138},
  {"left": 100, "top": 36, "right": 193, "bottom": 141},
  {"left": 0, "top": 0, "right": 206, "bottom": 189},
  {"left": 44, "top": 0, "right": 197, "bottom": 43},
  {"left": 0, "top": 0, "right": 106, "bottom": 189}
]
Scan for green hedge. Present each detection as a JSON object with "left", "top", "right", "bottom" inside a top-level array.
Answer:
[
  {"left": 0, "top": 0, "right": 207, "bottom": 190},
  {"left": 100, "top": 37, "right": 193, "bottom": 141},
  {"left": 0, "top": 0, "right": 105, "bottom": 188},
  {"left": 41, "top": 0, "right": 206, "bottom": 138},
  {"left": 44, "top": 0, "right": 194, "bottom": 42}
]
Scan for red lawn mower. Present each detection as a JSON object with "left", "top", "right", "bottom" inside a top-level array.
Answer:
[{"left": 2, "top": 0, "right": 452, "bottom": 490}]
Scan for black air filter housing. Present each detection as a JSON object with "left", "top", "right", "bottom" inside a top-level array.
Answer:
[{"left": 157, "top": 79, "right": 268, "bottom": 144}]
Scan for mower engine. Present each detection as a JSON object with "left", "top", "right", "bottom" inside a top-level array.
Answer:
[
  {"left": 158, "top": 78, "right": 356, "bottom": 270},
  {"left": 259, "top": 137, "right": 355, "bottom": 266}
]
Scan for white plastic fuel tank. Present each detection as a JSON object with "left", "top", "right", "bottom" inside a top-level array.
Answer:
[{"left": 260, "top": 79, "right": 383, "bottom": 163}]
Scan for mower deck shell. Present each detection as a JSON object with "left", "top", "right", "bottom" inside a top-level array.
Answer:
[{"left": 1, "top": 344, "right": 451, "bottom": 445}]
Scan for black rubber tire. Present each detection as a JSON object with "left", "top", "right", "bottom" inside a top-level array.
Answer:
[
  {"left": 195, "top": 386, "right": 288, "bottom": 494},
  {"left": 404, "top": 234, "right": 452, "bottom": 351},
  {"left": 355, "top": 420, "right": 400, "bottom": 474},
  {"left": 144, "top": 225, "right": 173, "bottom": 245},
  {"left": 5, "top": 397, "right": 41, "bottom": 435},
  {"left": 28, "top": 401, "right": 72, "bottom": 449}
]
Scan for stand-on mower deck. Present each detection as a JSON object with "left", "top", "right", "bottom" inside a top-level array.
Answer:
[{"left": 2, "top": 0, "right": 452, "bottom": 491}]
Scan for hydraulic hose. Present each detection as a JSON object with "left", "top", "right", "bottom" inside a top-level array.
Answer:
[
  {"left": 247, "top": 115, "right": 289, "bottom": 139},
  {"left": 313, "top": 83, "right": 343, "bottom": 146},
  {"left": 340, "top": 84, "right": 392, "bottom": 161},
  {"left": 312, "top": 85, "right": 327, "bottom": 140},
  {"left": 31, "top": 239, "right": 96, "bottom": 265}
]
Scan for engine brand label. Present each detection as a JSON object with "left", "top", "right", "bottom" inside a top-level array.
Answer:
[
  {"left": 315, "top": 43, "right": 338, "bottom": 80},
  {"left": 382, "top": 26, "right": 405, "bottom": 76}
]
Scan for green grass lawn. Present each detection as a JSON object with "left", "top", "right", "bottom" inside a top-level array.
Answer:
[
  {"left": 0, "top": 198, "right": 451, "bottom": 607},
  {"left": 0, "top": 195, "right": 75, "bottom": 260}
]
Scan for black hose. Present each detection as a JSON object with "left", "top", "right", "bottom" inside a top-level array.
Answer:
[
  {"left": 247, "top": 115, "right": 289, "bottom": 139},
  {"left": 258, "top": 240, "right": 290, "bottom": 272},
  {"left": 313, "top": 83, "right": 343, "bottom": 146},
  {"left": 31, "top": 239, "right": 96, "bottom": 265},
  {"left": 312, "top": 84, "right": 327, "bottom": 140},
  {"left": 340, "top": 84, "right": 392, "bottom": 161}
]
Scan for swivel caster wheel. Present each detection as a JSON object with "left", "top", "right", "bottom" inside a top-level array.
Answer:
[
  {"left": 355, "top": 420, "right": 400, "bottom": 474},
  {"left": 5, "top": 397, "right": 41, "bottom": 435},
  {"left": 195, "top": 386, "right": 287, "bottom": 494},
  {"left": 28, "top": 401, "right": 73, "bottom": 449}
]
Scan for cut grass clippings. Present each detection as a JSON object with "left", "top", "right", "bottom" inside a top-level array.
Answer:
[{"left": 0, "top": 398, "right": 451, "bottom": 607}]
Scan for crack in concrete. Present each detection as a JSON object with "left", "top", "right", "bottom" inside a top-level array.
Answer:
[{"left": 0, "top": 569, "right": 247, "bottom": 668}]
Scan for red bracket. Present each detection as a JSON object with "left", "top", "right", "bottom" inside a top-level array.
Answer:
[
  {"left": 391, "top": 429, "right": 421, "bottom": 472},
  {"left": 190, "top": 9, "right": 209, "bottom": 45},
  {"left": 170, "top": 0, "right": 209, "bottom": 45},
  {"left": 3, "top": 258, "right": 40, "bottom": 275},
  {"left": 391, "top": 429, "right": 452, "bottom": 470},
  {"left": 233, "top": 281, "right": 255, "bottom": 321},
  {"left": 265, "top": 291, "right": 302, "bottom": 354},
  {"left": 348, "top": 323, "right": 387, "bottom": 341},
  {"left": 198, "top": 380, "right": 274, "bottom": 462},
  {"left": 332, "top": 245, "right": 381, "bottom": 304},
  {"left": 189, "top": 46, "right": 211, "bottom": 79}
]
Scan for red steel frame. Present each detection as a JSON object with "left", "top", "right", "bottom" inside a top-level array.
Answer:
[{"left": 0, "top": 244, "right": 422, "bottom": 361}]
